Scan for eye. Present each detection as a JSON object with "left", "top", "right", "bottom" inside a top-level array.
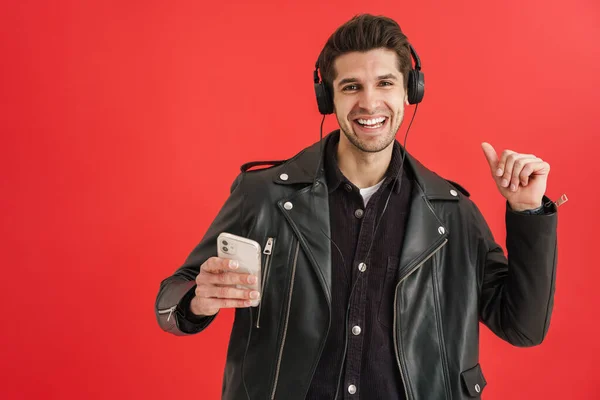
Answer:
[
  {"left": 342, "top": 84, "right": 359, "bottom": 92},
  {"left": 379, "top": 81, "right": 393, "bottom": 87}
]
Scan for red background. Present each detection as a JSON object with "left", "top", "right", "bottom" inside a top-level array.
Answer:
[{"left": 1, "top": 1, "right": 599, "bottom": 399}]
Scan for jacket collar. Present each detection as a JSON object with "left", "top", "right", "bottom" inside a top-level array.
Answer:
[{"left": 273, "top": 130, "right": 459, "bottom": 202}]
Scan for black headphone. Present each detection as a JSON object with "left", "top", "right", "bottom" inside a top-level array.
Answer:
[{"left": 313, "top": 44, "right": 425, "bottom": 115}]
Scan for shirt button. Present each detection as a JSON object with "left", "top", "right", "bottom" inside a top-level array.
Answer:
[
  {"left": 279, "top": 173, "right": 289, "bottom": 181},
  {"left": 358, "top": 262, "right": 367, "bottom": 272},
  {"left": 348, "top": 385, "right": 357, "bottom": 394},
  {"left": 354, "top": 209, "right": 364, "bottom": 219},
  {"left": 352, "top": 325, "right": 361, "bottom": 335},
  {"left": 344, "top": 183, "right": 352, "bottom": 192}
]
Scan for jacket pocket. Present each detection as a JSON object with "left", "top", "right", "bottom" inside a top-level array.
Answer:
[
  {"left": 377, "top": 256, "right": 399, "bottom": 329},
  {"left": 256, "top": 236, "right": 275, "bottom": 328},
  {"left": 460, "top": 363, "right": 487, "bottom": 397}
]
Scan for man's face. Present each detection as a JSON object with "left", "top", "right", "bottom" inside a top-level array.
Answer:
[{"left": 332, "top": 48, "right": 408, "bottom": 153}]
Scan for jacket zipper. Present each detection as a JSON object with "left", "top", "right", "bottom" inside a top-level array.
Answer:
[
  {"left": 157, "top": 305, "right": 178, "bottom": 322},
  {"left": 270, "top": 240, "right": 300, "bottom": 400},
  {"left": 256, "top": 237, "right": 275, "bottom": 328},
  {"left": 393, "top": 238, "right": 448, "bottom": 400}
]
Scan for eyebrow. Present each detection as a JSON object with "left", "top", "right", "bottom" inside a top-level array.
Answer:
[{"left": 337, "top": 74, "right": 399, "bottom": 87}]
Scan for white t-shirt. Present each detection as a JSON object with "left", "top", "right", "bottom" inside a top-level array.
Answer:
[{"left": 359, "top": 179, "right": 385, "bottom": 207}]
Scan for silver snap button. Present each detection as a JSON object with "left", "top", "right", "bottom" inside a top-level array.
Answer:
[
  {"left": 344, "top": 183, "right": 352, "bottom": 192},
  {"left": 284, "top": 202, "right": 293, "bottom": 210},
  {"left": 358, "top": 262, "right": 367, "bottom": 272},
  {"left": 475, "top": 384, "right": 481, "bottom": 393},
  {"left": 438, "top": 226, "right": 445, "bottom": 235},
  {"left": 279, "top": 173, "right": 289, "bottom": 181},
  {"left": 352, "top": 325, "right": 361, "bottom": 335},
  {"left": 354, "top": 209, "right": 364, "bottom": 219},
  {"left": 348, "top": 385, "right": 357, "bottom": 394},
  {"left": 450, "top": 189, "right": 458, "bottom": 196}
]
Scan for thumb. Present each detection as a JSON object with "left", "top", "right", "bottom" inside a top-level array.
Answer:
[{"left": 481, "top": 142, "right": 499, "bottom": 172}]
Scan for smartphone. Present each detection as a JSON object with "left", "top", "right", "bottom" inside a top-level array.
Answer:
[{"left": 217, "top": 232, "right": 262, "bottom": 307}]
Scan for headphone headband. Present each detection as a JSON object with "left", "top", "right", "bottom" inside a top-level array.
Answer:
[{"left": 408, "top": 43, "right": 421, "bottom": 71}]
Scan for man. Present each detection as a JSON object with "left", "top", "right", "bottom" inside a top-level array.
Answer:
[{"left": 155, "top": 14, "right": 558, "bottom": 400}]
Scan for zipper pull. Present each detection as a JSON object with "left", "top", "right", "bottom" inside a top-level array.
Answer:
[
  {"left": 544, "top": 193, "right": 568, "bottom": 208},
  {"left": 167, "top": 305, "right": 177, "bottom": 322},
  {"left": 264, "top": 237, "right": 274, "bottom": 255}
]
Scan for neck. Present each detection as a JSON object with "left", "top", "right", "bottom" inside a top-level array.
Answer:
[{"left": 336, "top": 135, "right": 394, "bottom": 189}]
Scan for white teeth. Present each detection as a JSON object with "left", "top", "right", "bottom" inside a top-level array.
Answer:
[{"left": 357, "top": 117, "right": 386, "bottom": 126}]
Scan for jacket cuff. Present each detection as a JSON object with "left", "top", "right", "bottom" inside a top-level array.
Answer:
[
  {"left": 155, "top": 278, "right": 214, "bottom": 335},
  {"left": 177, "top": 285, "right": 218, "bottom": 333},
  {"left": 507, "top": 195, "right": 557, "bottom": 216}
]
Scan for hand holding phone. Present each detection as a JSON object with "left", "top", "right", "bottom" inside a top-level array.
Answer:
[{"left": 189, "top": 233, "right": 262, "bottom": 317}]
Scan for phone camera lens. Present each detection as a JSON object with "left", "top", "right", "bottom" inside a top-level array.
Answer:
[
  {"left": 222, "top": 246, "right": 228, "bottom": 252},
  {"left": 222, "top": 240, "right": 229, "bottom": 246}
]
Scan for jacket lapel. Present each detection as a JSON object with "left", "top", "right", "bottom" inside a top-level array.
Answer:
[
  {"left": 397, "top": 186, "right": 449, "bottom": 282},
  {"left": 273, "top": 141, "right": 333, "bottom": 306},
  {"left": 397, "top": 154, "right": 458, "bottom": 281}
]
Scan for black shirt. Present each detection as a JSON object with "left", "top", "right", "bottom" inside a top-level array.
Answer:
[{"left": 306, "top": 130, "right": 414, "bottom": 400}]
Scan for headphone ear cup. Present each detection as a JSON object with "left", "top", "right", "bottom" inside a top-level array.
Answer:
[
  {"left": 407, "top": 70, "right": 425, "bottom": 105},
  {"left": 314, "top": 82, "right": 334, "bottom": 115}
]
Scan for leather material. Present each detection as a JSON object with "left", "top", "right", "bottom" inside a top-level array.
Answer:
[
  {"left": 155, "top": 130, "right": 558, "bottom": 400},
  {"left": 460, "top": 364, "right": 487, "bottom": 397}
]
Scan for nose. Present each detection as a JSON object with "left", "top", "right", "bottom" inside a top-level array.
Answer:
[{"left": 357, "top": 86, "right": 379, "bottom": 112}]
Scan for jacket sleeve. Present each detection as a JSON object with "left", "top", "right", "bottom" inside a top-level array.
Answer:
[
  {"left": 154, "top": 172, "right": 247, "bottom": 336},
  {"left": 477, "top": 196, "right": 558, "bottom": 347}
]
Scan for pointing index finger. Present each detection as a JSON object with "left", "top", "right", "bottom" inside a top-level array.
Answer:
[{"left": 481, "top": 142, "right": 500, "bottom": 175}]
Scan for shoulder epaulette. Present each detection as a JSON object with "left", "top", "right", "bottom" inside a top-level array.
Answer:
[{"left": 446, "top": 179, "right": 470, "bottom": 197}]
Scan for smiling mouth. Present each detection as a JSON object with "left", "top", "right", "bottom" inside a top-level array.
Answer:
[{"left": 353, "top": 116, "right": 388, "bottom": 130}]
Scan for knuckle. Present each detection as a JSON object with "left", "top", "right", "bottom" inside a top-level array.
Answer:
[
  {"left": 513, "top": 165, "right": 523, "bottom": 176},
  {"left": 218, "top": 273, "right": 227, "bottom": 284},
  {"left": 219, "top": 286, "right": 229, "bottom": 298},
  {"left": 201, "top": 260, "right": 212, "bottom": 272},
  {"left": 209, "top": 256, "right": 221, "bottom": 267},
  {"left": 515, "top": 159, "right": 524, "bottom": 168}
]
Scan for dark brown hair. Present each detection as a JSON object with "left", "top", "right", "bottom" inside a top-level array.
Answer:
[{"left": 317, "top": 14, "right": 412, "bottom": 92}]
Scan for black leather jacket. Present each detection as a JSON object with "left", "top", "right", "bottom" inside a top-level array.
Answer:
[{"left": 155, "top": 132, "right": 558, "bottom": 400}]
